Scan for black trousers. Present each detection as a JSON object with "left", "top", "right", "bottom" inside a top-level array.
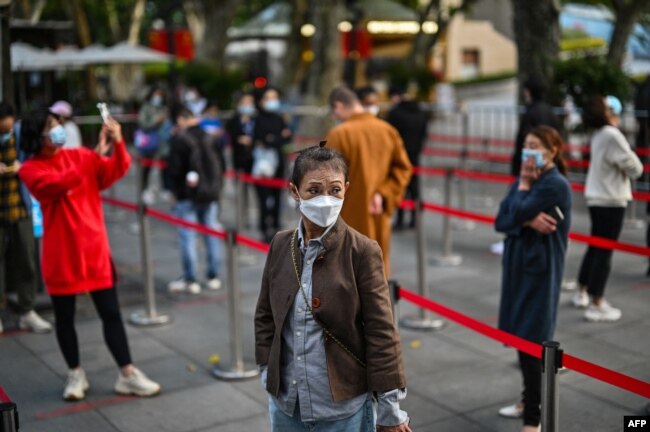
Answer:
[
  {"left": 577, "top": 206, "right": 625, "bottom": 299},
  {"left": 0, "top": 218, "right": 37, "bottom": 314},
  {"left": 518, "top": 351, "right": 542, "bottom": 427},
  {"left": 51, "top": 288, "right": 132, "bottom": 369},
  {"left": 255, "top": 185, "right": 281, "bottom": 240},
  {"left": 396, "top": 175, "right": 420, "bottom": 227}
]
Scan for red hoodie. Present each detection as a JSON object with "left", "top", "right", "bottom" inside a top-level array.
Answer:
[{"left": 19, "top": 140, "right": 130, "bottom": 295}]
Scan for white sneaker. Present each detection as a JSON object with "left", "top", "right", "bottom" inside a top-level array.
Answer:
[
  {"left": 585, "top": 300, "right": 622, "bottom": 322},
  {"left": 572, "top": 291, "right": 589, "bottom": 309},
  {"left": 168, "top": 279, "right": 201, "bottom": 294},
  {"left": 63, "top": 368, "right": 89, "bottom": 401},
  {"left": 206, "top": 278, "right": 222, "bottom": 290},
  {"left": 490, "top": 241, "right": 504, "bottom": 255},
  {"left": 114, "top": 367, "right": 161, "bottom": 397},
  {"left": 19, "top": 310, "right": 53, "bottom": 333},
  {"left": 141, "top": 189, "right": 156, "bottom": 206},
  {"left": 562, "top": 280, "right": 578, "bottom": 291},
  {"left": 498, "top": 402, "right": 523, "bottom": 419}
]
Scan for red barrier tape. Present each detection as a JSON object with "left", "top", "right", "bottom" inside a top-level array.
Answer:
[
  {"left": 239, "top": 173, "right": 290, "bottom": 189},
  {"left": 397, "top": 287, "right": 650, "bottom": 399},
  {"left": 423, "top": 144, "right": 650, "bottom": 172},
  {"left": 101, "top": 196, "right": 138, "bottom": 212},
  {"left": 412, "top": 200, "right": 650, "bottom": 257},
  {"left": 98, "top": 196, "right": 650, "bottom": 399},
  {"left": 145, "top": 207, "right": 227, "bottom": 240},
  {"left": 235, "top": 234, "right": 271, "bottom": 253},
  {"left": 0, "top": 386, "right": 11, "bottom": 403}
]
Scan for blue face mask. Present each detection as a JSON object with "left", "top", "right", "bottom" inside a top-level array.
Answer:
[
  {"left": 521, "top": 148, "right": 545, "bottom": 168},
  {"left": 48, "top": 125, "right": 67, "bottom": 147},
  {"left": 238, "top": 105, "right": 255, "bottom": 116},
  {"left": 0, "top": 131, "right": 12, "bottom": 143},
  {"left": 263, "top": 99, "right": 281, "bottom": 112}
]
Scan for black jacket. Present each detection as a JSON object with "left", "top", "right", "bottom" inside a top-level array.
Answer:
[
  {"left": 167, "top": 125, "right": 225, "bottom": 201},
  {"left": 226, "top": 115, "right": 255, "bottom": 173},
  {"left": 387, "top": 101, "right": 429, "bottom": 164}
]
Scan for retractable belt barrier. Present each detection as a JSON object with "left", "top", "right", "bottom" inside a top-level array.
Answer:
[
  {"left": 99, "top": 194, "right": 650, "bottom": 400},
  {"left": 395, "top": 286, "right": 650, "bottom": 399},
  {"left": 133, "top": 158, "right": 650, "bottom": 255},
  {"left": 0, "top": 387, "right": 19, "bottom": 432},
  {"left": 139, "top": 156, "right": 650, "bottom": 203}
]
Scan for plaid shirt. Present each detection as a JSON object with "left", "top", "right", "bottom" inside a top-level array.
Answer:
[{"left": 0, "top": 134, "right": 27, "bottom": 222}]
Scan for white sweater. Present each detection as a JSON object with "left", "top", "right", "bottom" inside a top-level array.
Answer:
[{"left": 585, "top": 125, "right": 643, "bottom": 207}]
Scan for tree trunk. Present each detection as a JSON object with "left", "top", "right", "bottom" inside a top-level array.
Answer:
[
  {"left": 127, "top": 0, "right": 146, "bottom": 45},
  {"left": 183, "top": 0, "right": 238, "bottom": 70},
  {"left": 69, "top": 0, "right": 98, "bottom": 100},
  {"left": 408, "top": 0, "right": 438, "bottom": 70},
  {"left": 511, "top": 0, "right": 560, "bottom": 102},
  {"left": 18, "top": 0, "right": 30, "bottom": 19},
  {"left": 607, "top": 0, "right": 649, "bottom": 67},
  {"left": 105, "top": 0, "right": 122, "bottom": 43},
  {"left": 30, "top": 0, "right": 47, "bottom": 24},
  {"left": 281, "top": 0, "right": 309, "bottom": 91},
  {"left": 305, "top": 0, "right": 344, "bottom": 104}
]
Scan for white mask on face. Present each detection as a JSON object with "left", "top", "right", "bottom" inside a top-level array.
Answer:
[
  {"left": 297, "top": 191, "right": 344, "bottom": 228},
  {"left": 366, "top": 105, "right": 380, "bottom": 116}
]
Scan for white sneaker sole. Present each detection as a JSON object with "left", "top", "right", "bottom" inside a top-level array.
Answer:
[
  {"left": 63, "top": 383, "right": 89, "bottom": 401},
  {"left": 585, "top": 314, "right": 621, "bottom": 323},
  {"left": 114, "top": 384, "right": 161, "bottom": 397}
]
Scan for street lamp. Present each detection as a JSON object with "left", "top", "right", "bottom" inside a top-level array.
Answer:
[{"left": 0, "top": 0, "right": 13, "bottom": 104}]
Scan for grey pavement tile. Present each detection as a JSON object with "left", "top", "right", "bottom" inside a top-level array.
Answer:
[
  {"left": 21, "top": 410, "right": 119, "bottom": 432},
  {"left": 229, "top": 378, "right": 269, "bottom": 408},
  {"left": 99, "top": 381, "right": 266, "bottom": 432},
  {"left": 400, "top": 331, "right": 503, "bottom": 375},
  {"left": 400, "top": 390, "right": 456, "bottom": 428},
  {"left": 423, "top": 415, "right": 495, "bottom": 432},
  {"left": 409, "top": 363, "right": 522, "bottom": 413}
]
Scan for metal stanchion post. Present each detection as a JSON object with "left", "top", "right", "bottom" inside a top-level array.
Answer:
[
  {"left": 454, "top": 122, "right": 475, "bottom": 232},
  {"left": 432, "top": 169, "right": 462, "bottom": 266},
  {"left": 0, "top": 402, "right": 19, "bottom": 432},
  {"left": 400, "top": 201, "right": 445, "bottom": 330},
  {"left": 541, "top": 341, "right": 562, "bottom": 432},
  {"left": 129, "top": 163, "right": 171, "bottom": 327},
  {"left": 212, "top": 229, "right": 259, "bottom": 380},
  {"left": 625, "top": 183, "right": 644, "bottom": 229},
  {"left": 236, "top": 173, "right": 256, "bottom": 266}
]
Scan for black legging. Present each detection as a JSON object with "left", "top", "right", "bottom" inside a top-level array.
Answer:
[
  {"left": 396, "top": 174, "right": 420, "bottom": 227},
  {"left": 51, "top": 288, "right": 132, "bottom": 369},
  {"left": 518, "top": 351, "right": 542, "bottom": 427},
  {"left": 577, "top": 206, "right": 626, "bottom": 299}
]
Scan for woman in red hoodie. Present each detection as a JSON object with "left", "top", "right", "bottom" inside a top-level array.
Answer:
[{"left": 18, "top": 110, "right": 160, "bottom": 401}]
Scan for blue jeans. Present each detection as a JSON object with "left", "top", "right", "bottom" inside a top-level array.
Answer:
[
  {"left": 173, "top": 200, "right": 221, "bottom": 281},
  {"left": 269, "top": 396, "right": 374, "bottom": 432}
]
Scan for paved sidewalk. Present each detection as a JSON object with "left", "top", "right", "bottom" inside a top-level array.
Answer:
[{"left": 1, "top": 162, "right": 649, "bottom": 432}]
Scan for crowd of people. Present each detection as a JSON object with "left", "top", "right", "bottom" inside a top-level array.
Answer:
[{"left": 1, "top": 76, "right": 648, "bottom": 431}]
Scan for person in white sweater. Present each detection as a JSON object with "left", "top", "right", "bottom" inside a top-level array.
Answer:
[{"left": 573, "top": 95, "right": 643, "bottom": 322}]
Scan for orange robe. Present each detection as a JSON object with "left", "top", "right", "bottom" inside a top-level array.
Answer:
[{"left": 326, "top": 113, "right": 412, "bottom": 276}]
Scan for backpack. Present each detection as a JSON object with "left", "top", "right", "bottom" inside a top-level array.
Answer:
[{"left": 184, "top": 130, "right": 223, "bottom": 203}]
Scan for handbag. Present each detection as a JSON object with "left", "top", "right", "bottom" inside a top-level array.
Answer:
[
  {"left": 134, "top": 129, "right": 160, "bottom": 152},
  {"left": 251, "top": 146, "right": 279, "bottom": 178}
]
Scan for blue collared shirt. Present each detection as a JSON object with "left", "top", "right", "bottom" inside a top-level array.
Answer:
[{"left": 263, "top": 220, "right": 408, "bottom": 425}]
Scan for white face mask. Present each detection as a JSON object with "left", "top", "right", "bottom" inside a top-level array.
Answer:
[
  {"left": 366, "top": 105, "right": 380, "bottom": 116},
  {"left": 297, "top": 191, "right": 344, "bottom": 228}
]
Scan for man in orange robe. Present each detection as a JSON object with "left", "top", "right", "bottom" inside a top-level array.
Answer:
[{"left": 326, "top": 86, "right": 412, "bottom": 277}]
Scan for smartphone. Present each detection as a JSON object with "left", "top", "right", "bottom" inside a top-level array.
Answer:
[
  {"left": 547, "top": 206, "right": 564, "bottom": 222},
  {"left": 97, "top": 102, "right": 110, "bottom": 124}
]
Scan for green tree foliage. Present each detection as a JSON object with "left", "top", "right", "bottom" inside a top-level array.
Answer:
[
  {"left": 181, "top": 63, "right": 244, "bottom": 109},
  {"left": 552, "top": 56, "right": 631, "bottom": 108}
]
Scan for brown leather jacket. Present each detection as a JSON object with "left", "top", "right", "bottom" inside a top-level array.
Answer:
[{"left": 254, "top": 218, "right": 406, "bottom": 401}]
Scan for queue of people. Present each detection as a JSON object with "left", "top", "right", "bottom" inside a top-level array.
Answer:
[{"left": 1, "top": 80, "right": 647, "bottom": 432}]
